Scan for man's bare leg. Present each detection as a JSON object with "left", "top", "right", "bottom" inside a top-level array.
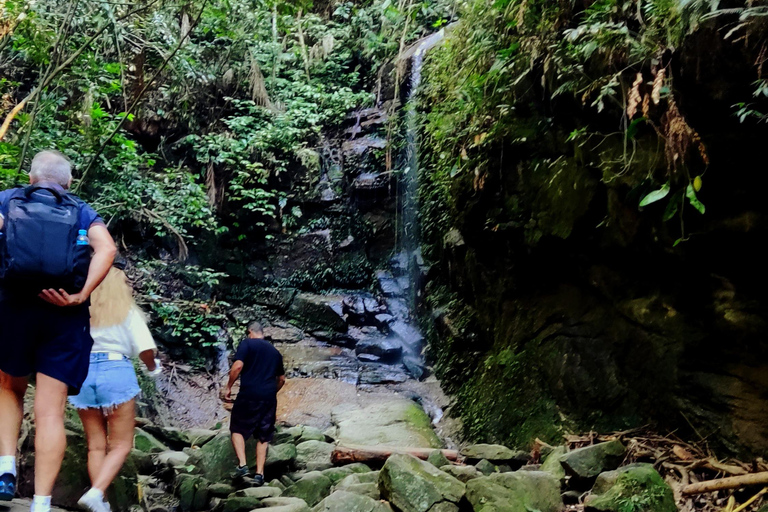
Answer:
[
  {"left": 255, "top": 441, "right": 268, "bottom": 476},
  {"left": 0, "top": 371, "right": 27, "bottom": 458},
  {"left": 33, "top": 373, "right": 68, "bottom": 496},
  {"left": 231, "top": 433, "right": 247, "bottom": 467}
]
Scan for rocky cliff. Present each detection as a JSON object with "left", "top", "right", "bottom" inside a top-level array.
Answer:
[{"left": 416, "top": 1, "right": 768, "bottom": 457}]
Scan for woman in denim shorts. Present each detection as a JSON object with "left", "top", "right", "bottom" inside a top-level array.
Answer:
[{"left": 69, "top": 267, "right": 162, "bottom": 512}]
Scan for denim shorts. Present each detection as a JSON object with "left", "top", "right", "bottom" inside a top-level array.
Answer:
[{"left": 68, "top": 352, "right": 140, "bottom": 411}]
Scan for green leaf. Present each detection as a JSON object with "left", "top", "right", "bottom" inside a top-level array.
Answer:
[
  {"left": 639, "top": 182, "right": 670, "bottom": 207},
  {"left": 673, "top": 238, "right": 684, "bottom": 247},
  {"left": 662, "top": 189, "right": 684, "bottom": 222},
  {"left": 626, "top": 117, "right": 646, "bottom": 140},
  {"left": 686, "top": 184, "right": 706, "bottom": 214}
]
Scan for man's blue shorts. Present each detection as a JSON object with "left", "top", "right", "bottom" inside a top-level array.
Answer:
[{"left": 0, "top": 293, "right": 93, "bottom": 395}]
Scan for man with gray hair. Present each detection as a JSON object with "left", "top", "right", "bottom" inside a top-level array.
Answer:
[
  {"left": 0, "top": 150, "right": 117, "bottom": 512},
  {"left": 225, "top": 321, "right": 285, "bottom": 485}
]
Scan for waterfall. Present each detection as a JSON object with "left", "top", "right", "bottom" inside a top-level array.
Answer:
[{"left": 398, "top": 29, "right": 445, "bottom": 311}]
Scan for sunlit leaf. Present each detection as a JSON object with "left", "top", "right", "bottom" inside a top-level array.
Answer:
[{"left": 639, "top": 182, "right": 670, "bottom": 207}]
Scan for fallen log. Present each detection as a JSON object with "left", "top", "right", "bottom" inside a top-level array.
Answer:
[
  {"left": 332, "top": 444, "right": 459, "bottom": 465},
  {"left": 682, "top": 472, "right": 768, "bottom": 495}
]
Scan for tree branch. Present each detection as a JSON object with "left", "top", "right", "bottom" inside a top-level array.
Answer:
[
  {"left": 75, "top": 0, "right": 209, "bottom": 192},
  {"left": 0, "top": 0, "right": 159, "bottom": 142}
]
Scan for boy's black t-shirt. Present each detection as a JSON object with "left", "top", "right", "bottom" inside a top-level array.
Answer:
[{"left": 234, "top": 337, "right": 285, "bottom": 401}]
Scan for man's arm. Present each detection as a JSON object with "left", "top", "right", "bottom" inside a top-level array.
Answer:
[
  {"left": 39, "top": 223, "right": 117, "bottom": 306},
  {"left": 277, "top": 375, "right": 286, "bottom": 392},
  {"left": 225, "top": 360, "right": 244, "bottom": 400}
]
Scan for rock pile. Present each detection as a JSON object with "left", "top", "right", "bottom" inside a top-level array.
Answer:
[{"left": 17, "top": 416, "right": 675, "bottom": 512}]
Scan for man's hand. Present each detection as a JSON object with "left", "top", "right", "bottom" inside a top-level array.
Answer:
[
  {"left": 38, "top": 288, "right": 87, "bottom": 307},
  {"left": 224, "top": 386, "right": 232, "bottom": 400}
]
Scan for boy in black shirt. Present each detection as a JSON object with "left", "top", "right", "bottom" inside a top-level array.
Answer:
[{"left": 224, "top": 321, "right": 285, "bottom": 485}]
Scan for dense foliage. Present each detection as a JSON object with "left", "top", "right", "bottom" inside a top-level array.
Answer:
[
  {"left": 417, "top": 0, "right": 768, "bottom": 447},
  {"left": 0, "top": 0, "right": 451, "bottom": 346}
]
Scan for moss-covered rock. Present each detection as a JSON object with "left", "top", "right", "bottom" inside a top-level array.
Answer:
[
  {"left": 378, "top": 454, "right": 465, "bottom": 512},
  {"left": 559, "top": 441, "right": 626, "bottom": 480},
  {"left": 283, "top": 471, "right": 334, "bottom": 507},
  {"left": 475, "top": 459, "right": 498, "bottom": 476},
  {"left": 586, "top": 464, "right": 675, "bottom": 512},
  {"left": 335, "top": 471, "right": 380, "bottom": 491},
  {"left": 267, "top": 443, "right": 298, "bottom": 473},
  {"left": 540, "top": 446, "right": 567, "bottom": 482},
  {"left": 261, "top": 496, "right": 311, "bottom": 511},
  {"left": 311, "top": 490, "right": 392, "bottom": 512},
  {"left": 134, "top": 428, "right": 170, "bottom": 454},
  {"left": 295, "top": 441, "right": 334, "bottom": 471},
  {"left": 427, "top": 450, "right": 452, "bottom": 468},
  {"left": 440, "top": 465, "right": 482, "bottom": 483},
  {"left": 178, "top": 476, "right": 210, "bottom": 512},
  {"left": 465, "top": 471, "right": 562, "bottom": 512},
  {"left": 186, "top": 432, "right": 255, "bottom": 483},
  {"left": 216, "top": 496, "right": 263, "bottom": 512}
]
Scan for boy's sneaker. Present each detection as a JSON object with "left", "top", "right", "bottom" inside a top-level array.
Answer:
[
  {"left": 232, "top": 465, "right": 250, "bottom": 479},
  {"left": 253, "top": 474, "right": 264, "bottom": 487},
  {"left": 78, "top": 489, "right": 111, "bottom": 512},
  {"left": 0, "top": 473, "right": 16, "bottom": 501}
]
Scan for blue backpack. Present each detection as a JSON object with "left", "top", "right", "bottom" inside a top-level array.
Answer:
[{"left": 0, "top": 186, "right": 91, "bottom": 293}]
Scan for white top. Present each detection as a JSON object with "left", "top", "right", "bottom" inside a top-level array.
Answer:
[{"left": 91, "top": 307, "right": 157, "bottom": 358}]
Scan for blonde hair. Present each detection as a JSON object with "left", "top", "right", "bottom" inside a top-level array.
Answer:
[{"left": 90, "top": 267, "right": 137, "bottom": 328}]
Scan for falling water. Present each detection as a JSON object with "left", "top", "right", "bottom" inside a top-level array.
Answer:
[{"left": 398, "top": 29, "right": 445, "bottom": 311}]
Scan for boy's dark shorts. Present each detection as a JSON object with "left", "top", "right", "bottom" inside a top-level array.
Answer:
[
  {"left": 230, "top": 397, "right": 277, "bottom": 442},
  {"left": 0, "top": 294, "right": 93, "bottom": 395}
]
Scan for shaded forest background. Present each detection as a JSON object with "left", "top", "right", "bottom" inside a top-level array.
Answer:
[{"left": 3, "top": 0, "right": 768, "bottom": 457}]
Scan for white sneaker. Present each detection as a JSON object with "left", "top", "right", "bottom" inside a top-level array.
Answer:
[{"left": 77, "top": 489, "right": 111, "bottom": 512}]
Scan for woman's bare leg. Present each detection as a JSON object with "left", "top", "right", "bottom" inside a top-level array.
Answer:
[
  {"left": 91, "top": 400, "right": 135, "bottom": 492},
  {"left": 78, "top": 408, "right": 108, "bottom": 485}
]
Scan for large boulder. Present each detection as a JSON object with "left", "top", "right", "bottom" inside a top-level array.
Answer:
[
  {"left": 586, "top": 464, "right": 676, "bottom": 512},
  {"left": 331, "top": 398, "right": 441, "bottom": 448},
  {"left": 289, "top": 293, "right": 347, "bottom": 332},
  {"left": 440, "top": 465, "right": 482, "bottom": 483},
  {"left": 427, "top": 450, "right": 452, "bottom": 469},
  {"left": 216, "top": 496, "right": 262, "bottom": 512},
  {"left": 233, "top": 486, "right": 283, "bottom": 499},
  {"left": 261, "top": 496, "right": 311, "bottom": 511},
  {"left": 266, "top": 443, "right": 298, "bottom": 474},
  {"left": 156, "top": 451, "right": 190, "bottom": 467},
  {"left": 296, "top": 441, "right": 334, "bottom": 471},
  {"left": 559, "top": 441, "right": 626, "bottom": 480},
  {"left": 178, "top": 475, "right": 210, "bottom": 512},
  {"left": 460, "top": 444, "right": 529, "bottom": 468},
  {"left": 186, "top": 432, "right": 255, "bottom": 483},
  {"left": 540, "top": 446, "right": 567, "bottom": 482},
  {"left": 465, "top": 471, "right": 562, "bottom": 512},
  {"left": 283, "top": 472, "right": 333, "bottom": 507},
  {"left": 311, "top": 490, "right": 392, "bottom": 512},
  {"left": 378, "top": 454, "right": 465, "bottom": 512}
]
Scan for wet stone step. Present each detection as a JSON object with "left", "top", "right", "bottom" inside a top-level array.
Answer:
[
  {"left": 355, "top": 337, "right": 403, "bottom": 363},
  {"left": 376, "top": 270, "right": 404, "bottom": 297}
]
